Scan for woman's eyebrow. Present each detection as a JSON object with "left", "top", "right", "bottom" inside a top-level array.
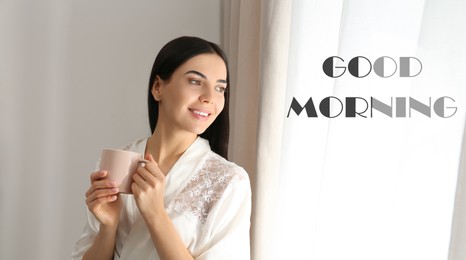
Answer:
[
  {"left": 185, "top": 70, "right": 227, "bottom": 84},
  {"left": 185, "top": 70, "right": 206, "bottom": 79}
]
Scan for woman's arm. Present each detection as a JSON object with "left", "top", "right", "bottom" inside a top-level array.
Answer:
[
  {"left": 196, "top": 170, "right": 251, "bottom": 260},
  {"left": 131, "top": 154, "right": 194, "bottom": 260},
  {"left": 144, "top": 211, "right": 194, "bottom": 260},
  {"left": 81, "top": 170, "right": 122, "bottom": 260},
  {"left": 82, "top": 225, "right": 118, "bottom": 260}
]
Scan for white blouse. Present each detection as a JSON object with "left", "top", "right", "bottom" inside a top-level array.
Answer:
[{"left": 71, "top": 137, "right": 251, "bottom": 259}]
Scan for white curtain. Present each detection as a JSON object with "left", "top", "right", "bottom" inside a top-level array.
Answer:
[
  {"left": 222, "top": 1, "right": 293, "bottom": 259},
  {"left": 224, "top": 0, "right": 466, "bottom": 259},
  {"left": 450, "top": 123, "right": 466, "bottom": 260}
]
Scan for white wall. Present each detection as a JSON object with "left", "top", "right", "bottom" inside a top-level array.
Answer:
[{"left": 0, "top": 0, "right": 222, "bottom": 259}]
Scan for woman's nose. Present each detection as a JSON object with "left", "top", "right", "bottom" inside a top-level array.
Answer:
[{"left": 199, "top": 87, "right": 214, "bottom": 104}]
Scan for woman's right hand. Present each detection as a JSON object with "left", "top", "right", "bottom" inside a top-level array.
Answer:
[{"left": 85, "top": 170, "right": 122, "bottom": 228}]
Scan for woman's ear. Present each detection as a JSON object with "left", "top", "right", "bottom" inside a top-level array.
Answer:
[{"left": 151, "top": 76, "right": 162, "bottom": 101}]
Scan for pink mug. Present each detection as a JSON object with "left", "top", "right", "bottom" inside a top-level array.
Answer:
[{"left": 99, "top": 149, "right": 148, "bottom": 194}]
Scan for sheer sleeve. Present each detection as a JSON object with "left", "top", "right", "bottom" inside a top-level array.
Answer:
[
  {"left": 195, "top": 171, "right": 252, "bottom": 260},
  {"left": 70, "top": 209, "right": 101, "bottom": 259},
  {"left": 71, "top": 160, "right": 101, "bottom": 260}
]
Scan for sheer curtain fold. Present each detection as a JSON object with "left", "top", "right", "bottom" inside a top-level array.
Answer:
[
  {"left": 450, "top": 123, "right": 466, "bottom": 260},
  {"left": 222, "top": 0, "right": 260, "bottom": 176},
  {"left": 222, "top": 0, "right": 293, "bottom": 259},
  {"left": 254, "top": 1, "right": 293, "bottom": 260}
]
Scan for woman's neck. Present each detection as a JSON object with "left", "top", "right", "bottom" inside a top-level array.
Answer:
[{"left": 145, "top": 125, "right": 197, "bottom": 175}]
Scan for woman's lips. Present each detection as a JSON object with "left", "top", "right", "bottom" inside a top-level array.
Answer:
[{"left": 189, "top": 108, "right": 211, "bottom": 120}]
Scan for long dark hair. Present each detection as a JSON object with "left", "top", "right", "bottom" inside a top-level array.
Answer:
[{"left": 148, "top": 36, "right": 230, "bottom": 159}]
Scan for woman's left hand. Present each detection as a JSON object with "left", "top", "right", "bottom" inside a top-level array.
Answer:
[{"left": 132, "top": 153, "right": 166, "bottom": 221}]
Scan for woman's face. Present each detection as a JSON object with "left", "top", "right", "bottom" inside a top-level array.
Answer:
[{"left": 153, "top": 53, "right": 227, "bottom": 135}]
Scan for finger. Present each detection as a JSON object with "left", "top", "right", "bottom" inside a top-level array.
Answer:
[
  {"left": 145, "top": 153, "right": 156, "bottom": 163},
  {"left": 132, "top": 173, "right": 150, "bottom": 190},
  {"left": 87, "top": 194, "right": 117, "bottom": 209},
  {"left": 136, "top": 166, "right": 156, "bottom": 184},
  {"left": 85, "top": 179, "right": 118, "bottom": 197},
  {"left": 86, "top": 187, "right": 119, "bottom": 203},
  {"left": 86, "top": 186, "right": 118, "bottom": 204},
  {"left": 131, "top": 182, "right": 141, "bottom": 195},
  {"left": 90, "top": 170, "right": 107, "bottom": 183},
  {"left": 142, "top": 157, "right": 165, "bottom": 180},
  {"left": 87, "top": 194, "right": 118, "bottom": 210},
  {"left": 142, "top": 153, "right": 159, "bottom": 174},
  {"left": 86, "top": 187, "right": 119, "bottom": 205}
]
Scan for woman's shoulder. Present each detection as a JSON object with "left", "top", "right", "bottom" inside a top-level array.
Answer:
[
  {"left": 183, "top": 151, "right": 250, "bottom": 199},
  {"left": 202, "top": 151, "right": 249, "bottom": 183}
]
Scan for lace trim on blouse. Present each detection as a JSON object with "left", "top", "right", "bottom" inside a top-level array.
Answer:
[{"left": 167, "top": 152, "right": 246, "bottom": 224}]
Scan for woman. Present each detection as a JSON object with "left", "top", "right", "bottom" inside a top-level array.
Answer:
[{"left": 71, "top": 36, "right": 251, "bottom": 260}]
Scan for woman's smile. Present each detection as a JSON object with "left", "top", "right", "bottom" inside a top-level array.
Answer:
[{"left": 189, "top": 108, "right": 212, "bottom": 120}]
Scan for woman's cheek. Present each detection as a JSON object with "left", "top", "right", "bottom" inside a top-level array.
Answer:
[{"left": 217, "top": 96, "right": 225, "bottom": 111}]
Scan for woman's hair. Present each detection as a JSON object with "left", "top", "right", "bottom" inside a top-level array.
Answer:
[{"left": 148, "top": 36, "right": 230, "bottom": 159}]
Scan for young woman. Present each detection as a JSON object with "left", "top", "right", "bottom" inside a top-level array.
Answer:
[{"left": 71, "top": 36, "right": 251, "bottom": 260}]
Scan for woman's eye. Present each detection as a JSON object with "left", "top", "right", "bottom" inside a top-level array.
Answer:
[
  {"left": 189, "top": 79, "right": 201, "bottom": 85},
  {"left": 215, "top": 86, "right": 227, "bottom": 93}
]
